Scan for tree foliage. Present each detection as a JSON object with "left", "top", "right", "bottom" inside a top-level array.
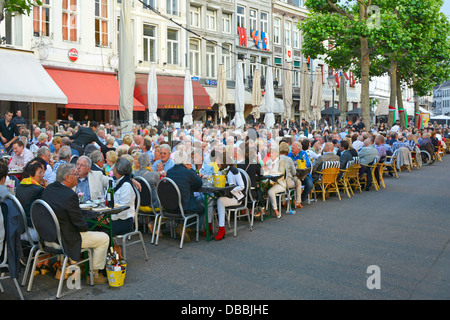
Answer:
[
  {"left": 0, "top": 0, "right": 41, "bottom": 24},
  {"left": 300, "top": 0, "right": 450, "bottom": 127}
]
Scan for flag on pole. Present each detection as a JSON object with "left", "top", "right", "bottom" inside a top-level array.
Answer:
[
  {"left": 261, "top": 32, "right": 269, "bottom": 50},
  {"left": 251, "top": 29, "right": 260, "bottom": 48},
  {"left": 415, "top": 111, "right": 424, "bottom": 129},
  {"left": 238, "top": 27, "right": 247, "bottom": 46}
]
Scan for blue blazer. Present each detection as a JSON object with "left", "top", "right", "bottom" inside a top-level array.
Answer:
[{"left": 166, "top": 164, "right": 203, "bottom": 214}]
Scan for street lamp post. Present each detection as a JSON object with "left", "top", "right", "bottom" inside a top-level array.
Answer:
[{"left": 327, "top": 74, "right": 338, "bottom": 131}]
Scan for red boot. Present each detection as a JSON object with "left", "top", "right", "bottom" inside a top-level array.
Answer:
[
  {"left": 215, "top": 227, "right": 226, "bottom": 241},
  {"left": 202, "top": 223, "right": 213, "bottom": 237}
]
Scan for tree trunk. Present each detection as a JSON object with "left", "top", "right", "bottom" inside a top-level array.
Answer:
[
  {"left": 396, "top": 75, "right": 406, "bottom": 129},
  {"left": 388, "top": 59, "right": 397, "bottom": 126},
  {"left": 412, "top": 75, "right": 421, "bottom": 128},
  {"left": 360, "top": 37, "right": 371, "bottom": 127},
  {"left": 359, "top": 4, "right": 371, "bottom": 127}
]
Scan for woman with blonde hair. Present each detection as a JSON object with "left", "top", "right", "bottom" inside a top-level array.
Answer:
[
  {"left": 105, "top": 150, "right": 118, "bottom": 177},
  {"left": 344, "top": 137, "right": 358, "bottom": 157},
  {"left": 267, "top": 142, "right": 302, "bottom": 218},
  {"left": 52, "top": 136, "right": 62, "bottom": 158}
]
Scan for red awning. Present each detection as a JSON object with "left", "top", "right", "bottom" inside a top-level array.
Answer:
[
  {"left": 134, "top": 74, "right": 212, "bottom": 110},
  {"left": 45, "top": 67, "right": 145, "bottom": 111}
]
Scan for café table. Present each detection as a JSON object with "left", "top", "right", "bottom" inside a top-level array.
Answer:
[
  {"left": 199, "top": 183, "right": 235, "bottom": 241},
  {"left": 256, "top": 173, "right": 282, "bottom": 220},
  {"left": 81, "top": 204, "right": 130, "bottom": 248},
  {"left": 296, "top": 168, "right": 311, "bottom": 181}
]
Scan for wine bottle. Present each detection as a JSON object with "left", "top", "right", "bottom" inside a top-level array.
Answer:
[{"left": 107, "top": 180, "right": 115, "bottom": 208}]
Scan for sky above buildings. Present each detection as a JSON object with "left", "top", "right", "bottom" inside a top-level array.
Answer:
[{"left": 442, "top": 0, "right": 450, "bottom": 17}]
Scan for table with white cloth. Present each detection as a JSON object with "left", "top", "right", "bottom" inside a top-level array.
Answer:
[{"left": 81, "top": 204, "right": 130, "bottom": 248}]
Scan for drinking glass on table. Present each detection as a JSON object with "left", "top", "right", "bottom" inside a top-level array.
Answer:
[{"left": 96, "top": 195, "right": 106, "bottom": 207}]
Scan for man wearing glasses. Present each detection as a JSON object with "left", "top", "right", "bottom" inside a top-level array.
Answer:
[{"left": 41, "top": 163, "right": 109, "bottom": 284}]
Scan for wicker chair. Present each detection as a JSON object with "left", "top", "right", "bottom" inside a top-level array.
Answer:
[
  {"left": 381, "top": 150, "right": 399, "bottom": 179},
  {"left": 338, "top": 160, "right": 361, "bottom": 197},
  {"left": 312, "top": 161, "right": 341, "bottom": 201},
  {"left": 360, "top": 157, "right": 380, "bottom": 191}
]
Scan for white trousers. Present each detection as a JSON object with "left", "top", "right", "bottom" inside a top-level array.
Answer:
[
  {"left": 268, "top": 177, "right": 302, "bottom": 210},
  {"left": 80, "top": 231, "right": 109, "bottom": 270},
  {"left": 217, "top": 196, "right": 240, "bottom": 227}
]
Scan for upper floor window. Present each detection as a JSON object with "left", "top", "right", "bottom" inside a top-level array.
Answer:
[
  {"left": 260, "top": 12, "right": 268, "bottom": 33},
  {"left": 284, "top": 21, "right": 291, "bottom": 46},
  {"left": 62, "top": 0, "right": 78, "bottom": 42},
  {"left": 143, "top": 24, "right": 156, "bottom": 63},
  {"left": 167, "top": 29, "right": 179, "bottom": 65},
  {"left": 250, "top": 9, "right": 257, "bottom": 31},
  {"left": 206, "top": 9, "right": 216, "bottom": 31},
  {"left": 141, "top": 0, "right": 154, "bottom": 9},
  {"left": 95, "top": 0, "right": 109, "bottom": 47},
  {"left": 189, "top": 39, "right": 200, "bottom": 76},
  {"left": 273, "top": 18, "right": 280, "bottom": 44},
  {"left": 166, "top": 0, "right": 178, "bottom": 16},
  {"left": 222, "top": 12, "right": 231, "bottom": 34},
  {"left": 237, "top": 6, "right": 245, "bottom": 29},
  {"left": 190, "top": 6, "right": 200, "bottom": 28},
  {"left": 293, "top": 26, "right": 300, "bottom": 49},
  {"left": 33, "top": 0, "right": 51, "bottom": 37}
]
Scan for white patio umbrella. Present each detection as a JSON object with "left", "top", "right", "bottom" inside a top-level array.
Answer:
[
  {"left": 234, "top": 61, "right": 246, "bottom": 129},
  {"left": 118, "top": 0, "right": 135, "bottom": 137},
  {"left": 147, "top": 65, "right": 158, "bottom": 127},
  {"left": 183, "top": 69, "right": 194, "bottom": 127},
  {"left": 299, "top": 62, "right": 311, "bottom": 123},
  {"left": 283, "top": 62, "right": 293, "bottom": 123},
  {"left": 264, "top": 67, "right": 275, "bottom": 129},
  {"left": 311, "top": 66, "right": 323, "bottom": 128},
  {"left": 217, "top": 64, "right": 228, "bottom": 121},
  {"left": 251, "top": 68, "right": 262, "bottom": 120}
]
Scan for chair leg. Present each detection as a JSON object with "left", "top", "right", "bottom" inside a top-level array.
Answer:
[
  {"left": 13, "top": 278, "right": 24, "bottom": 300},
  {"left": 155, "top": 216, "right": 162, "bottom": 246},
  {"left": 140, "top": 232, "right": 149, "bottom": 261},
  {"left": 335, "top": 184, "right": 341, "bottom": 200},
  {"left": 21, "top": 245, "right": 37, "bottom": 287},
  {"left": 151, "top": 215, "right": 159, "bottom": 244},
  {"left": 56, "top": 256, "right": 69, "bottom": 299},
  {"left": 27, "top": 249, "right": 43, "bottom": 292}
]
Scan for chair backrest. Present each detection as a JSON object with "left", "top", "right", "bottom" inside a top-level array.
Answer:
[
  {"left": 345, "top": 160, "right": 355, "bottom": 169},
  {"left": 134, "top": 176, "right": 157, "bottom": 211},
  {"left": 368, "top": 156, "right": 379, "bottom": 166},
  {"left": 236, "top": 168, "right": 250, "bottom": 208},
  {"left": 70, "top": 155, "right": 79, "bottom": 164},
  {"left": 30, "top": 199, "right": 64, "bottom": 254},
  {"left": 319, "top": 161, "right": 340, "bottom": 183},
  {"left": 131, "top": 185, "right": 140, "bottom": 232},
  {"left": 321, "top": 161, "right": 340, "bottom": 170},
  {"left": 348, "top": 162, "right": 361, "bottom": 178},
  {"left": 156, "top": 177, "right": 185, "bottom": 217},
  {"left": 4, "top": 194, "right": 34, "bottom": 246},
  {"left": 352, "top": 156, "right": 361, "bottom": 164}
]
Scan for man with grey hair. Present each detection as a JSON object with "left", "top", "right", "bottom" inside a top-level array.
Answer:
[
  {"left": 53, "top": 145, "right": 72, "bottom": 174},
  {"left": 75, "top": 155, "right": 111, "bottom": 202},
  {"left": 152, "top": 143, "right": 175, "bottom": 175},
  {"left": 42, "top": 163, "right": 109, "bottom": 284},
  {"left": 37, "top": 145, "right": 56, "bottom": 183},
  {"left": 89, "top": 150, "right": 105, "bottom": 174}
]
